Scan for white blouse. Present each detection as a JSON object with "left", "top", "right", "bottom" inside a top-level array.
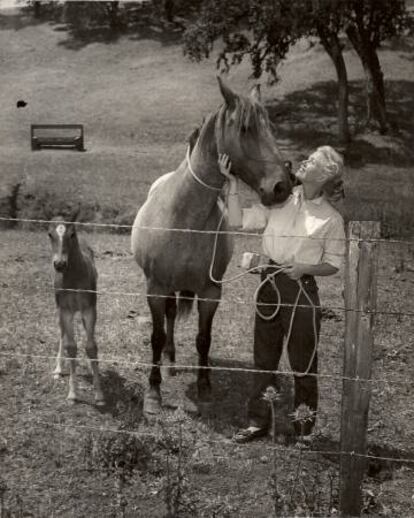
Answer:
[{"left": 242, "top": 186, "right": 345, "bottom": 269}]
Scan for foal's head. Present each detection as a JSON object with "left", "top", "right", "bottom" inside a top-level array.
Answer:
[
  {"left": 48, "top": 219, "right": 78, "bottom": 273},
  {"left": 216, "top": 77, "right": 292, "bottom": 206}
]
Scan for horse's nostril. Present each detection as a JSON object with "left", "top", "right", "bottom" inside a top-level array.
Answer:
[
  {"left": 54, "top": 261, "right": 66, "bottom": 271},
  {"left": 273, "top": 182, "right": 284, "bottom": 196}
]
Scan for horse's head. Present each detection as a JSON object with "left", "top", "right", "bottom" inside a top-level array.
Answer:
[
  {"left": 216, "top": 77, "right": 292, "bottom": 206},
  {"left": 48, "top": 216, "right": 78, "bottom": 273}
]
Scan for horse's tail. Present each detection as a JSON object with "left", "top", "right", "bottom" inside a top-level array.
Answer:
[{"left": 177, "top": 291, "right": 195, "bottom": 320}]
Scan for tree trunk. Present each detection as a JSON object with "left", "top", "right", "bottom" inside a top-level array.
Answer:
[
  {"left": 346, "top": 26, "right": 388, "bottom": 133},
  {"left": 318, "top": 29, "right": 351, "bottom": 143},
  {"left": 107, "top": 1, "right": 122, "bottom": 32},
  {"left": 164, "top": 0, "right": 174, "bottom": 22},
  {"left": 33, "top": 1, "right": 41, "bottom": 18}
]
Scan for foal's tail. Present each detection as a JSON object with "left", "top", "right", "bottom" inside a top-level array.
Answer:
[{"left": 177, "top": 291, "right": 195, "bottom": 319}]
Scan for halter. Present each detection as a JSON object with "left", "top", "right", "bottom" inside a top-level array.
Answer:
[
  {"left": 185, "top": 105, "right": 286, "bottom": 191},
  {"left": 186, "top": 146, "right": 222, "bottom": 192}
]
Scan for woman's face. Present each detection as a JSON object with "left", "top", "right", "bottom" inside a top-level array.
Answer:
[{"left": 295, "top": 150, "right": 331, "bottom": 186}]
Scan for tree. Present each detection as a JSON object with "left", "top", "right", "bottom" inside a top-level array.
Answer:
[
  {"left": 345, "top": 0, "right": 409, "bottom": 133},
  {"left": 184, "top": 0, "right": 351, "bottom": 142},
  {"left": 307, "top": 0, "right": 351, "bottom": 142}
]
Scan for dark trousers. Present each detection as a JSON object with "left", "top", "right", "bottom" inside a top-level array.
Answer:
[{"left": 247, "top": 267, "right": 322, "bottom": 435}]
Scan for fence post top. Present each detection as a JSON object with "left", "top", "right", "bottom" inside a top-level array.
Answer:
[{"left": 347, "top": 221, "right": 381, "bottom": 241}]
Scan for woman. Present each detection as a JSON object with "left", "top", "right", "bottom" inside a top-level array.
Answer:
[{"left": 218, "top": 146, "right": 346, "bottom": 444}]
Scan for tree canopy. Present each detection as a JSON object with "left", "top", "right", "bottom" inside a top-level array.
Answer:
[{"left": 183, "top": 0, "right": 410, "bottom": 138}]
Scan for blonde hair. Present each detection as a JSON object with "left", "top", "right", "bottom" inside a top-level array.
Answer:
[{"left": 316, "top": 146, "right": 345, "bottom": 202}]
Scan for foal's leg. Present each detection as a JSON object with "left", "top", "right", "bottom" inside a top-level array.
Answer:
[
  {"left": 196, "top": 284, "right": 221, "bottom": 401},
  {"left": 164, "top": 293, "right": 177, "bottom": 376},
  {"left": 59, "top": 309, "right": 78, "bottom": 403},
  {"left": 144, "top": 294, "right": 167, "bottom": 415},
  {"left": 53, "top": 337, "right": 66, "bottom": 379},
  {"left": 82, "top": 306, "right": 104, "bottom": 406}
]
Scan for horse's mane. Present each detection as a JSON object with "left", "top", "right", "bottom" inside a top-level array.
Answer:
[
  {"left": 186, "top": 94, "right": 274, "bottom": 162},
  {"left": 228, "top": 95, "right": 270, "bottom": 135},
  {"left": 186, "top": 124, "right": 201, "bottom": 152}
]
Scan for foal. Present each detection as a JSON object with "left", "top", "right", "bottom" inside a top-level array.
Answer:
[{"left": 48, "top": 218, "right": 104, "bottom": 405}]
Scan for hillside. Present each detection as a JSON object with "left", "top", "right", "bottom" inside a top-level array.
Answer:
[{"left": 0, "top": 7, "right": 413, "bottom": 235}]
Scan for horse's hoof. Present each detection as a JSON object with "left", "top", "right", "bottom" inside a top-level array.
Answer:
[
  {"left": 198, "top": 400, "right": 214, "bottom": 418},
  {"left": 143, "top": 388, "right": 162, "bottom": 416},
  {"left": 197, "top": 382, "right": 212, "bottom": 403},
  {"left": 95, "top": 396, "right": 105, "bottom": 407}
]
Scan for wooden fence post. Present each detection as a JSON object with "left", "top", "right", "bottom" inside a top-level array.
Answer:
[{"left": 339, "top": 221, "right": 380, "bottom": 517}]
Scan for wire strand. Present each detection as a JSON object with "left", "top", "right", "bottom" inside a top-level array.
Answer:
[
  {"left": 5, "top": 284, "right": 413, "bottom": 318},
  {"left": 1, "top": 215, "right": 414, "bottom": 245},
  {"left": 7, "top": 416, "right": 414, "bottom": 466},
  {"left": 1, "top": 351, "right": 413, "bottom": 386}
]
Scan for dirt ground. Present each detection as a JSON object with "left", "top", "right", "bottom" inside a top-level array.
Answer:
[{"left": 0, "top": 229, "right": 413, "bottom": 516}]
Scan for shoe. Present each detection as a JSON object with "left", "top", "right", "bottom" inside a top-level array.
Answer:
[{"left": 233, "top": 426, "right": 268, "bottom": 444}]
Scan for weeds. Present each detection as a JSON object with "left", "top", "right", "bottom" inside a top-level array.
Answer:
[
  {"left": 157, "top": 406, "right": 197, "bottom": 518},
  {"left": 263, "top": 397, "right": 340, "bottom": 517},
  {"left": 83, "top": 429, "right": 151, "bottom": 518}
]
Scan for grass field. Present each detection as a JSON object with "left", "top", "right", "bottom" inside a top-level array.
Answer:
[
  {"left": 0, "top": 6, "right": 414, "bottom": 517},
  {"left": 0, "top": 230, "right": 413, "bottom": 516}
]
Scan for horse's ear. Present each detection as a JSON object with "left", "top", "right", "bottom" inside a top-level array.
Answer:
[
  {"left": 250, "top": 84, "right": 261, "bottom": 103},
  {"left": 217, "top": 75, "right": 237, "bottom": 109}
]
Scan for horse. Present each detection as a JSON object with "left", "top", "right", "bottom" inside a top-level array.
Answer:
[
  {"left": 131, "top": 77, "right": 293, "bottom": 415},
  {"left": 48, "top": 216, "right": 104, "bottom": 405}
]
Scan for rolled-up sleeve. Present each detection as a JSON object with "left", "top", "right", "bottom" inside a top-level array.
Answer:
[
  {"left": 242, "top": 204, "right": 269, "bottom": 231},
  {"left": 322, "top": 215, "right": 346, "bottom": 269}
]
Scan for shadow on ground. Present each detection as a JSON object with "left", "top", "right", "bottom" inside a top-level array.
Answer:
[
  {"left": 268, "top": 79, "right": 414, "bottom": 167},
  {"left": 0, "top": 3, "right": 186, "bottom": 50},
  {"left": 184, "top": 356, "right": 295, "bottom": 438},
  {"left": 97, "top": 367, "right": 145, "bottom": 426}
]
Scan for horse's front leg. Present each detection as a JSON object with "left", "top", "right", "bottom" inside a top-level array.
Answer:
[
  {"left": 82, "top": 306, "right": 105, "bottom": 406},
  {"left": 145, "top": 293, "right": 167, "bottom": 415},
  {"left": 164, "top": 293, "right": 177, "bottom": 376},
  {"left": 196, "top": 284, "right": 221, "bottom": 402},
  {"left": 59, "top": 309, "right": 78, "bottom": 403}
]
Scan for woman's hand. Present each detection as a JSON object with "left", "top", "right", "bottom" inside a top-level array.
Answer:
[
  {"left": 218, "top": 153, "right": 233, "bottom": 179},
  {"left": 218, "top": 153, "right": 238, "bottom": 195},
  {"left": 282, "top": 262, "right": 309, "bottom": 280}
]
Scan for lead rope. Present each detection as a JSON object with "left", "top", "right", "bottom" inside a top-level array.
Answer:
[{"left": 208, "top": 182, "right": 318, "bottom": 378}]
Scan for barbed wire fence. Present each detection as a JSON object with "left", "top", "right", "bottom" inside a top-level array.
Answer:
[{"left": 1, "top": 216, "right": 413, "bottom": 516}]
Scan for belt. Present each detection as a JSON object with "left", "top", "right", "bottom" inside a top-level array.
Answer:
[{"left": 267, "top": 259, "right": 315, "bottom": 284}]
